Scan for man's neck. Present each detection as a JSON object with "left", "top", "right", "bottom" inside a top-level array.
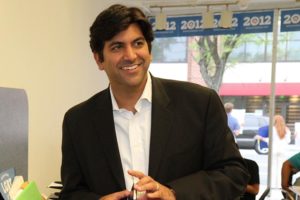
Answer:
[
  {"left": 111, "top": 84, "right": 146, "bottom": 113},
  {"left": 114, "top": 91, "right": 140, "bottom": 113}
]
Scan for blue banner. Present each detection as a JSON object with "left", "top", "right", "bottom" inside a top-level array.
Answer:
[
  {"left": 149, "top": 10, "right": 274, "bottom": 37},
  {"left": 281, "top": 9, "right": 300, "bottom": 32}
]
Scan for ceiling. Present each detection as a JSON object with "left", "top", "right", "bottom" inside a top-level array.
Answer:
[{"left": 120, "top": 0, "right": 300, "bottom": 16}]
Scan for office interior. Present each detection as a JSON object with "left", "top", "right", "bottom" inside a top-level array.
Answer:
[{"left": 1, "top": 0, "right": 300, "bottom": 199}]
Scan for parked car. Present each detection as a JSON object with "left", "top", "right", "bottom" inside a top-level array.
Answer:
[{"left": 236, "top": 113, "right": 269, "bottom": 154}]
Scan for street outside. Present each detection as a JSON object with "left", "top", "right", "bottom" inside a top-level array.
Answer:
[{"left": 240, "top": 145, "right": 300, "bottom": 199}]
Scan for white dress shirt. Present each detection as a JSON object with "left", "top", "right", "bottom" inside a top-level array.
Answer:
[{"left": 110, "top": 74, "right": 152, "bottom": 191}]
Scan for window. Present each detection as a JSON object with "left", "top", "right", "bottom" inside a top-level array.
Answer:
[
  {"left": 228, "top": 31, "right": 300, "bottom": 62},
  {"left": 152, "top": 37, "right": 187, "bottom": 63}
]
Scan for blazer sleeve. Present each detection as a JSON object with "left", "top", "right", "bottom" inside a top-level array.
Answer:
[
  {"left": 60, "top": 111, "right": 102, "bottom": 200},
  {"left": 166, "top": 89, "right": 249, "bottom": 200}
]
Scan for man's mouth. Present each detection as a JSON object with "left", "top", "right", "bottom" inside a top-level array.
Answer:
[
  {"left": 121, "top": 64, "right": 139, "bottom": 70},
  {"left": 121, "top": 62, "right": 143, "bottom": 71}
]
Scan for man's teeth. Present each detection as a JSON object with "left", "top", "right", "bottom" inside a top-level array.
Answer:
[{"left": 122, "top": 64, "right": 138, "bottom": 70}]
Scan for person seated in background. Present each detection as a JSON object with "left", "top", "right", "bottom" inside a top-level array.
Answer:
[
  {"left": 256, "top": 125, "right": 269, "bottom": 153},
  {"left": 241, "top": 158, "right": 260, "bottom": 200},
  {"left": 281, "top": 152, "right": 300, "bottom": 195}
]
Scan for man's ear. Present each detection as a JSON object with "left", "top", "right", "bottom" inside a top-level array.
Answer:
[{"left": 93, "top": 52, "right": 104, "bottom": 70}]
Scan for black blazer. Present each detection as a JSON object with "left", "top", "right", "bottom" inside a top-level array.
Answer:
[{"left": 60, "top": 76, "right": 249, "bottom": 200}]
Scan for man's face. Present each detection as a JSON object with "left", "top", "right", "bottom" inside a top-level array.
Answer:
[{"left": 94, "top": 23, "right": 152, "bottom": 91}]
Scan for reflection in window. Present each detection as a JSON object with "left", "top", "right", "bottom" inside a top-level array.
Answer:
[
  {"left": 150, "top": 29, "right": 300, "bottom": 200},
  {"left": 287, "top": 41, "right": 300, "bottom": 61},
  {"left": 227, "top": 31, "right": 300, "bottom": 62},
  {"left": 228, "top": 33, "right": 271, "bottom": 62},
  {"left": 152, "top": 37, "right": 187, "bottom": 63}
]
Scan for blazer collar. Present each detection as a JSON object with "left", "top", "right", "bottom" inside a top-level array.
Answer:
[{"left": 91, "top": 76, "right": 173, "bottom": 187}]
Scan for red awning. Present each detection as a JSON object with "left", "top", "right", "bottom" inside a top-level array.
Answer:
[{"left": 219, "top": 83, "right": 300, "bottom": 96}]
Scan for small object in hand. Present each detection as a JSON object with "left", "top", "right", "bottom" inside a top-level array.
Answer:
[{"left": 127, "top": 183, "right": 137, "bottom": 200}]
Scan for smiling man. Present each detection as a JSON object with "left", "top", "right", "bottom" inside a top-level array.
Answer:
[
  {"left": 93, "top": 23, "right": 151, "bottom": 113},
  {"left": 60, "top": 4, "right": 249, "bottom": 200}
]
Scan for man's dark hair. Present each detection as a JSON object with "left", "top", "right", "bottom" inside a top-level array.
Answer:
[{"left": 89, "top": 4, "right": 154, "bottom": 62}]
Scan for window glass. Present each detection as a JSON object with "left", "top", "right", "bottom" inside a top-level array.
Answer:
[
  {"left": 244, "top": 115, "right": 258, "bottom": 128},
  {"left": 289, "top": 31, "right": 300, "bottom": 40},
  {"left": 245, "top": 42, "right": 265, "bottom": 62},
  {"left": 151, "top": 19, "right": 300, "bottom": 200},
  {"left": 287, "top": 41, "right": 300, "bottom": 61},
  {"left": 276, "top": 40, "right": 287, "bottom": 61},
  {"left": 152, "top": 37, "right": 187, "bottom": 63},
  {"left": 266, "top": 43, "right": 272, "bottom": 62},
  {"left": 228, "top": 44, "right": 245, "bottom": 62}
]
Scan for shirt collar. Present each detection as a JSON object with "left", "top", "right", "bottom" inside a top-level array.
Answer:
[{"left": 110, "top": 72, "right": 152, "bottom": 111}]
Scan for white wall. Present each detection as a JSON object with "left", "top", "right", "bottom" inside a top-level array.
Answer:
[
  {"left": 0, "top": 0, "right": 113, "bottom": 195},
  {"left": 223, "top": 62, "right": 300, "bottom": 83}
]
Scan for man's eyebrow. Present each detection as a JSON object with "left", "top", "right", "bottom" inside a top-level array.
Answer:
[
  {"left": 133, "top": 37, "right": 146, "bottom": 43},
  {"left": 108, "top": 37, "right": 146, "bottom": 46},
  {"left": 108, "top": 41, "right": 123, "bottom": 47}
]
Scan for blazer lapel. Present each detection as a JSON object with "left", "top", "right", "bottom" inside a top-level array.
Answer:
[
  {"left": 90, "top": 79, "right": 174, "bottom": 186},
  {"left": 148, "top": 77, "right": 173, "bottom": 178},
  {"left": 92, "top": 89, "right": 126, "bottom": 190}
]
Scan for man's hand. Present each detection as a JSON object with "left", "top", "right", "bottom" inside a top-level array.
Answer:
[
  {"left": 100, "top": 190, "right": 131, "bottom": 200},
  {"left": 128, "top": 170, "right": 176, "bottom": 200}
]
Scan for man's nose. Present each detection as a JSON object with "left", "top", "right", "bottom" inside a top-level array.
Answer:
[{"left": 123, "top": 46, "right": 137, "bottom": 61}]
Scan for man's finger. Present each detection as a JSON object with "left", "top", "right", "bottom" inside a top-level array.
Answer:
[{"left": 127, "top": 170, "right": 145, "bottom": 179}]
